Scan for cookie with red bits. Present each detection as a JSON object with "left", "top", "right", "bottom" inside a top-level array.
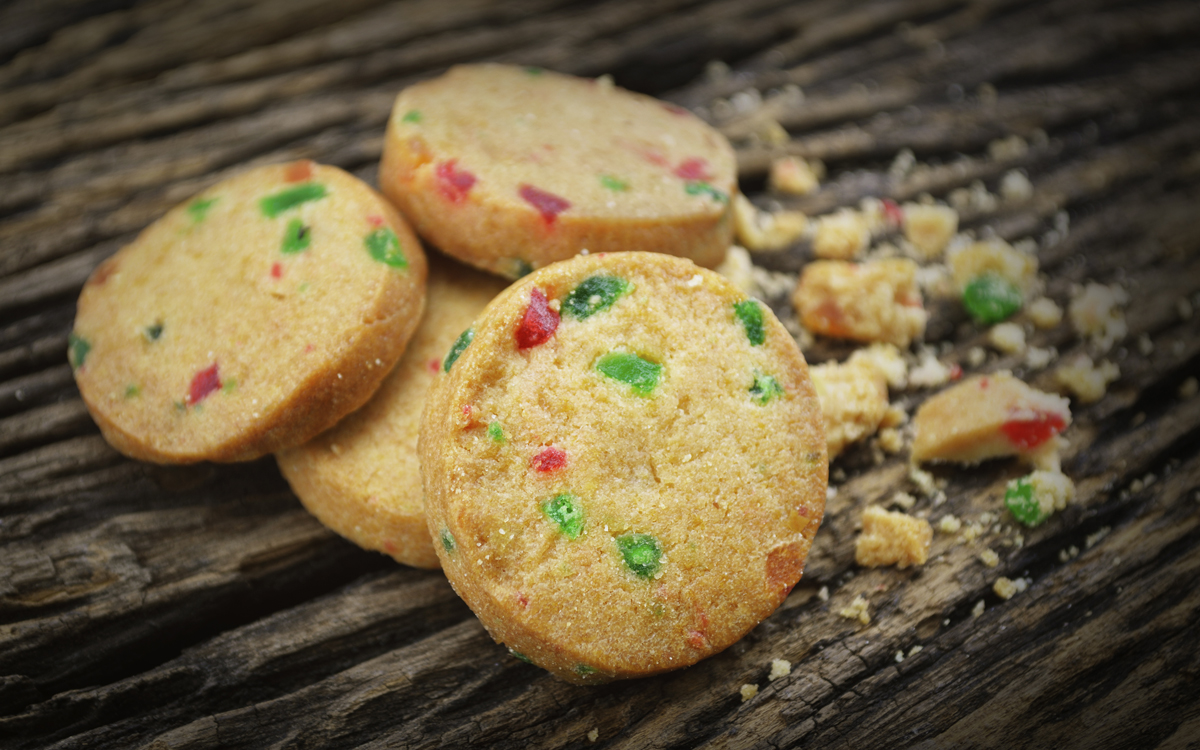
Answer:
[
  {"left": 380, "top": 64, "right": 737, "bottom": 279},
  {"left": 69, "top": 161, "right": 427, "bottom": 463},
  {"left": 277, "top": 255, "right": 507, "bottom": 568},
  {"left": 420, "top": 252, "right": 827, "bottom": 683}
]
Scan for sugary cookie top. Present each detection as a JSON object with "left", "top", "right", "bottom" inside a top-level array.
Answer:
[
  {"left": 71, "top": 161, "right": 426, "bottom": 462},
  {"left": 421, "top": 252, "right": 826, "bottom": 683},
  {"left": 389, "top": 64, "right": 736, "bottom": 222}
]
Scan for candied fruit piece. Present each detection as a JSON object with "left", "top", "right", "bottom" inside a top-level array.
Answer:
[
  {"left": 1001, "top": 411, "right": 1066, "bottom": 450},
  {"left": 259, "top": 183, "right": 327, "bottom": 218},
  {"left": 596, "top": 351, "right": 661, "bottom": 396},
  {"left": 68, "top": 333, "right": 90, "bottom": 370},
  {"left": 435, "top": 159, "right": 476, "bottom": 203},
  {"left": 365, "top": 227, "right": 407, "bottom": 268},
  {"left": 733, "top": 299, "right": 765, "bottom": 346},
  {"left": 1005, "top": 477, "right": 1049, "bottom": 526},
  {"left": 186, "top": 363, "right": 222, "bottom": 406},
  {"left": 543, "top": 493, "right": 584, "bottom": 539},
  {"left": 516, "top": 288, "right": 559, "bottom": 349},
  {"left": 487, "top": 421, "right": 505, "bottom": 443},
  {"left": 519, "top": 184, "right": 572, "bottom": 224},
  {"left": 443, "top": 328, "right": 473, "bottom": 372},
  {"left": 187, "top": 197, "right": 217, "bottom": 223},
  {"left": 440, "top": 527, "right": 456, "bottom": 553},
  {"left": 563, "top": 275, "right": 628, "bottom": 319},
  {"left": 750, "top": 371, "right": 783, "bottom": 405},
  {"left": 963, "top": 273, "right": 1023, "bottom": 324},
  {"left": 281, "top": 219, "right": 311, "bottom": 254},
  {"left": 530, "top": 446, "right": 567, "bottom": 473},
  {"left": 617, "top": 533, "right": 662, "bottom": 578}
]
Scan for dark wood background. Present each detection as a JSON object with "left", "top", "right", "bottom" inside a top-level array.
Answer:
[{"left": 2, "top": 0, "right": 1199, "bottom": 747}]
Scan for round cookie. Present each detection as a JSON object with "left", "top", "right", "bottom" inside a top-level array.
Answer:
[
  {"left": 277, "top": 255, "right": 508, "bottom": 568},
  {"left": 420, "top": 252, "right": 827, "bottom": 683},
  {"left": 380, "top": 64, "right": 737, "bottom": 279},
  {"left": 70, "top": 161, "right": 428, "bottom": 463}
]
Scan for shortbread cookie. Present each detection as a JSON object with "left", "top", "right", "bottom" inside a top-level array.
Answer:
[
  {"left": 380, "top": 64, "right": 736, "bottom": 279},
  {"left": 277, "top": 256, "right": 506, "bottom": 568},
  {"left": 70, "top": 161, "right": 427, "bottom": 463},
  {"left": 420, "top": 252, "right": 827, "bottom": 683}
]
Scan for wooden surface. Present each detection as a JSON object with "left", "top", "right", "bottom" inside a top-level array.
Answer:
[{"left": 3, "top": 0, "right": 1200, "bottom": 747}]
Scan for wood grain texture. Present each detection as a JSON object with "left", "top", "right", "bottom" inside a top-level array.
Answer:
[{"left": 2, "top": 0, "right": 1198, "bottom": 747}]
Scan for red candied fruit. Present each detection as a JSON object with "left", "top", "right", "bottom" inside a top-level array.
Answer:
[
  {"left": 948, "top": 363, "right": 963, "bottom": 381},
  {"left": 516, "top": 288, "right": 559, "bottom": 349},
  {"left": 1001, "top": 411, "right": 1066, "bottom": 450},
  {"left": 519, "top": 184, "right": 571, "bottom": 225},
  {"left": 882, "top": 198, "right": 904, "bottom": 227},
  {"left": 662, "top": 103, "right": 690, "bottom": 117},
  {"left": 673, "top": 157, "right": 712, "bottom": 181},
  {"left": 435, "top": 159, "right": 477, "bottom": 203},
  {"left": 270, "top": 262, "right": 283, "bottom": 279},
  {"left": 285, "top": 160, "right": 314, "bottom": 183},
  {"left": 186, "top": 363, "right": 222, "bottom": 406},
  {"left": 530, "top": 446, "right": 567, "bottom": 473}
]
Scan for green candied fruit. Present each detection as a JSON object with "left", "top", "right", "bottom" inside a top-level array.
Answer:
[
  {"left": 963, "top": 273, "right": 1023, "bottom": 324},
  {"left": 1005, "top": 476, "right": 1050, "bottom": 527},
  {"left": 733, "top": 299, "right": 765, "bottom": 346},
  {"left": 443, "top": 328, "right": 474, "bottom": 372},
  {"left": 684, "top": 181, "right": 728, "bottom": 203},
  {"left": 542, "top": 493, "right": 584, "bottom": 539},
  {"left": 365, "top": 227, "right": 407, "bottom": 268},
  {"left": 617, "top": 533, "right": 663, "bottom": 579},
  {"left": 440, "top": 527, "right": 456, "bottom": 554},
  {"left": 574, "top": 664, "right": 598, "bottom": 676},
  {"left": 401, "top": 109, "right": 422, "bottom": 123},
  {"left": 599, "top": 174, "right": 630, "bottom": 192},
  {"left": 749, "top": 371, "right": 783, "bottom": 405},
  {"left": 507, "top": 258, "right": 535, "bottom": 279},
  {"left": 525, "top": 66, "right": 545, "bottom": 76},
  {"left": 563, "top": 275, "right": 629, "bottom": 319},
  {"left": 281, "top": 218, "right": 311, "bottom": 254},
  {"left": 509, "top": 648, "right": 533, "bottom": 664},
  {"left": 259, "top": 183, "right": 328, "bottom": 218},
  {"left": 187, "top": 197, "right": 217, "bottom": 223},
  {"left": 487, "top": 421, "right": 505, "bottom": 444},
  {"left": 144, "top": 321, "right": 164, "bottom": 341},
  {"left": 68, "top": 333, "right": 90, "bottom": 370},
  {"left": 596, "top": 351, "right": 662, "bottom": 396},
  {"left": 124, "top": 384, "right": 140, "bottom": 399}
]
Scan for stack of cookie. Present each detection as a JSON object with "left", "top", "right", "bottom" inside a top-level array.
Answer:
[{"left": 70, "top": 64, "right": 828, "bottom": 683}]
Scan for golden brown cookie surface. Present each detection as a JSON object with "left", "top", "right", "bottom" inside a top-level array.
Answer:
[
  {"left": 277, "top": 255, "right": 507, "bottom": 568},
  {"left": 420, "top": 252, "right": 827, "bottom": 683},
  {"left": 70, "top": 161, "right": 427, "bottom": 463},
  {"left": 380, "top": 64, "right": 736, "bottom": 279}
]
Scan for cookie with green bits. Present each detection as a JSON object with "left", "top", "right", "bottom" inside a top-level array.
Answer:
[
  {"left": 70, "top": 161, "right": 427, "bottom": 463},
  {"left": 276, "top": 255, "right": 507, "bottom": 568},
  {"left": 380, "top": 63, "right": 737, "bottom": 280},
  {"left": 420, "top": 251, "right": 827, "bottom": 683}
]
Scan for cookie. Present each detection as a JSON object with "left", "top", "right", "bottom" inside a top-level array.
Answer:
[
  {"left": 380, "top": 64, "right": 737, "bottom": 279},
  {"left": 277, "top": 255, "right": 507, "bottom": 568},
  {"left": 792, "top": 258, "right": 927, "bottom": 348},
  {"left": 70, "top": 161, "right": 427, "bottom": 463},
  {"left": 420, "top": 252, "right": 827, "bottom": 683}
]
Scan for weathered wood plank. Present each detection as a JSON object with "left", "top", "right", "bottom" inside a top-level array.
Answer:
[{"left": 2, "top": 0, "right": 1199, "bottom": 748}]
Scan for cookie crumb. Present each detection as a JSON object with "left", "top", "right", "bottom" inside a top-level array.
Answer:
[
  {"left": 768, "top": 658, "right": 792, "bottom": 681},
  {"left": 588, "top": 729, "right": 599, "bottom": 742},
  {"left": 839, "top": 594, "right": 871, "bottom": 625},
  {"left": 979, "top": 549, "right": 1000, "bottom": 567},
  {"left": 1069, "top": 282, "right": 1128, "bottom": 352},
  {"left": 740, "top": 683, "right": 760, "bottom": 702},
  {"left": 1027, "top": 297, "right": 1063, "bottom": 329},
  {"left": 988, "top": 322, "right": 1026, "bottom": 354},
  {"left": 1054, "top": 354, "right": 1119, "bottom": 403},
  {"left": 770, "top": 155, "right": 823, "bottom": 195},
  {"left": 818, "top": 585, "right": 830, "bottom": 602},
  {"left": 856, "top": 506, "right": 933, "bottom": 568},
  {"left": 971, "top": 599, "right": 985, "bottom": 618},
  {"left": 993, "top": 576, "right": 1027, "bottom": 600},
  {"left": 909, "top": 645, "right": 924, "bottom": 657},
  {"left": 902, "top": 203, "right": 959, "bottom": 260},
  {"left": 813, "top": 208, "right": 871, "bottom": 260},
  {"left": 937, "top": 515, "right": 962, "bottom": 534}
]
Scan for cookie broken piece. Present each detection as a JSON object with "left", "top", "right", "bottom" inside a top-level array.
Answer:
[
  {"left": 911, "top": 373, "right": 1071, "bottom": 465},
  {"left": 855, "top": 506, "right": 932, "bottom": 568},
  {"left": 793, "top": 259, "right": 927, "bottom": 348},
  {"left": 809, "top": 345, "right": 902, "bottom": 459}
]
